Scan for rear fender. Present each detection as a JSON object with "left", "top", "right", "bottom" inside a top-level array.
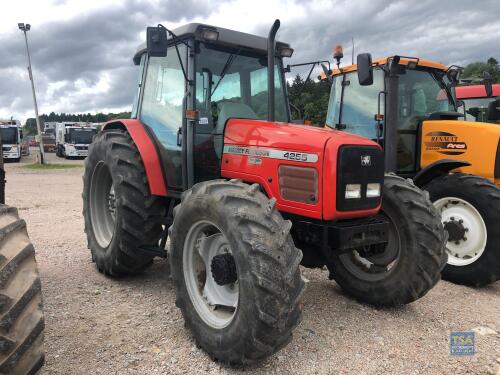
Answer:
[
  {"left": 413, "top": 159, "right": 471, "bottom": 188},
  {"left": 103, "top": 119, "right": 167, "bottom": 196}
]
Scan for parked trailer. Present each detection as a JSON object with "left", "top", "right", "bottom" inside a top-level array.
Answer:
[
  {"left": 0, "top": 120, "right": 23, "bottom": 162},
  {"left": 55, "top": 122, "right": 98, "bottom": 158}
]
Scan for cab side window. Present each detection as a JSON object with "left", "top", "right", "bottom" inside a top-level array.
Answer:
[{"left": 140, "top": 46, "right": 186, "bottom": 149}]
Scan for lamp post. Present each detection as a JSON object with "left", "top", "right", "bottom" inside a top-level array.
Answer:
[{"left": 18, "top": 23, "right": 45, "bottom": 164}]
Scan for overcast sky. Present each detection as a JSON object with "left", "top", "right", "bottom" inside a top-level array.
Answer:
[{"left": 1, "top": 0, "right": 499, "bottom": 122}]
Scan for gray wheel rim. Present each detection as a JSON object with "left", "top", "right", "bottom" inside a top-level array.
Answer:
[
  {"left": 89, "top": 161, "right": 116, "bottom": 248},
  {"left": 338, "top": 213, "right": 401, "bottom": 282},
  {"left": 183, "top": 220, "right": 238, "bottom": 329}
]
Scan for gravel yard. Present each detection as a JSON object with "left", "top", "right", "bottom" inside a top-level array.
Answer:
[{"left": 4, "top": 152, "right": 500, "bottom": 375}]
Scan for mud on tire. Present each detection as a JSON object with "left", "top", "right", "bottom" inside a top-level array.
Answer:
[
  {"left": 425, "top": 173, "right": 500, "bottom": 286},
  {"left": 0, "top": 205, "right": 44, "bottom": 375},
  {"left": 83, "top": 130, "right": 164, "bottom": 276},
  {"left": 328, "top": 174, "right": 447, "bottom": 307},
  {"left": 169, "top": 179, "right": 305, "bottom": 364}
]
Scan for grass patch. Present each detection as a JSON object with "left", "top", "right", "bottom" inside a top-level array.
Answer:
[{"left": 22, "top": 163, "right": 83, "bottom": 170}]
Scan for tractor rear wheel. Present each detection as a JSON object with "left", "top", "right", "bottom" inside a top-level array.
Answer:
[
  {"left": 425, "top": 173, "right": 500, "bottom": 286},
  {"left": 169, "top": 179, "right": 304, "bottom": 364},
  {"left": 327, "top": 175, "right": 447, "bottom": 306},
  {"left": 83, "top": 130, "right": 164, "bottom": 276},
  {"left": 0, "top": 205, "right": 44, "bottom": 375}
]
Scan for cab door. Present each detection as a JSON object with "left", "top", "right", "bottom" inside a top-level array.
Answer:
[{"left": 139, "top": 45, "right": 187, "bottom": 192}]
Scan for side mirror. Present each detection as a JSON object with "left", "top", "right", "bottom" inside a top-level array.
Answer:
[
  {"left": 484, "top": 71, "right": 493, "bottom": 98},
  {"left": 487, "top": 98, "right": 500, "bottom": 121},
  {"left": 357, "top": 53, "right": 373, "bottom": 86},
  {"left": 447, "top": 69, "right": 460, "bottom": 85},
  {"left": 146, "top": 26, "right": 168, "bottom": 58}
]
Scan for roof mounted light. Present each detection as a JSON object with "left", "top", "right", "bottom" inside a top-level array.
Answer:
[
  {"left": 407, "top": 60, "right": 418, "bottom": 69},
  {"left": 198, "top": 26, "right": 219, "bottom": 41},
  {"left": 277, "top": 44, "right": 294, "bottom": 58}
]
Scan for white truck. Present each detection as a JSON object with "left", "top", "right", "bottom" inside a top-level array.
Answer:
[
  {"left": 0, "top": 120, "right": 23, "bottom": 162},
  {"left": 55, "top": 122, "right": 98, "bottom": 158}
]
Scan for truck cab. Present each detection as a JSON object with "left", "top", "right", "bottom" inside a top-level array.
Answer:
[
  {"left": 55, "top": 122, "right": 98, "bottom": 158},
  {"left": 0, "top": 120, "right": 22, "bottom": 162}
]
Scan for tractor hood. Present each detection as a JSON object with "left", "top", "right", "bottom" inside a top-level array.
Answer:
[
  {"left": 421, "top": 119, "right": 500, "bottom": 183},
  {"left": 223, "top": 119, "right": 379, "bottom": 152}
]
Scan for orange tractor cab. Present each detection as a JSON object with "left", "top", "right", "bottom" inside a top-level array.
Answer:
[
  {"left": 317, "top": 53, "right": 500, "bottom": 286},
  {"left": 82, "top": 22, "right": 445, "bottom": 364}
]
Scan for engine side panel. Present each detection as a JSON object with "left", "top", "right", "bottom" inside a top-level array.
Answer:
[
  {"left": 420, "top": 120, "right": 500, "bottom": 183},
  {"left": 103, "top": 119, "right": 168, "bottom": 196}
]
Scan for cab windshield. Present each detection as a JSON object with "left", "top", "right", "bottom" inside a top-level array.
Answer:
[
  {"left": 195, "top": 42, "right": 288, "bottom": 133},
  {"left": 69, "top": 128, "right": 97, "bottom": 144},
  {"left": 0, "top": 127, "right": 18, "bottom": 144}
]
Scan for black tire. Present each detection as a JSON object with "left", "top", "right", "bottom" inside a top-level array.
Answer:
[
  {"left": 425, "top": 173, "right": 500, "bottom": 286},
  {"left": 0, "top": 205, "right": 44, "bottom": 375},
  {"left": 170, "top": 179, "right": 304, "bottom": 364},
  {"left": 82, "top": 130, "right": 164, "bottom": 276},
  {"left": 327, "top": 175, "right": 447, "bottom": 306}
]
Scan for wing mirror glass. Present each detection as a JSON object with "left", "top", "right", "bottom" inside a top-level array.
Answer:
[{"left": 357, "top": 53, "right": 373, "bottom": 86}]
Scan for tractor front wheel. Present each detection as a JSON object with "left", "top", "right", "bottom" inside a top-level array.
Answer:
[
  {"left": 327, "top": 175, "right": 447, "bottom": 306},
  {"left": 169, "top": 180, "right": 304, "bottom": 364},
  {"left": 82, "top": 130, "right": 164, "bottom": 276},
  {"left": 425, "top": 173, "right": 500, "bottom": 286}
]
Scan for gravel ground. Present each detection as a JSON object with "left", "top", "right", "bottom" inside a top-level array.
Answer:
[{"left": 4, "top": 151, "right": 500, "bottom": 375}]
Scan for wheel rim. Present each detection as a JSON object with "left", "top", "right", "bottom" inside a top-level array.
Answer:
[
  {"left": 338, "top": 213, "right": 401, "bottom": 282},
  {"left": 183, "top": 220, "right": 238, "bottom": 329},
  {"left": 89, "top": 161, "right": 116, "bottom": 248},
  {"left": 434, "top": 197, "right": 487, "bottom": 266}
]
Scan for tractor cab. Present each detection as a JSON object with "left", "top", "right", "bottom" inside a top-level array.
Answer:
[
  {"left": 322, "top": 55, "right": 500, "bottom": 183},
  {"left": 131, "top": 23, "right": 292, "bottom": 193}
]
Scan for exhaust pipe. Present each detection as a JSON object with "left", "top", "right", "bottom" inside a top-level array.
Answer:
[{"left": 267, "top": 19, "right": 280, "bottom": 122}]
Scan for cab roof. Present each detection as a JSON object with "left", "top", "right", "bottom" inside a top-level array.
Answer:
[
  {"left": 320, "top": 56, "right": 448, "bottom": 80},
  {"left": 133, "top": 23, "right": 290, "bottom": 65}
]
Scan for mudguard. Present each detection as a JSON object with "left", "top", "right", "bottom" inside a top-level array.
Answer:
[
  {"left": 413, "top": 159, "right": 471, "bottom": 188},
  {"left": 103, "top": 119, "right": 168, "bottom": 196}
]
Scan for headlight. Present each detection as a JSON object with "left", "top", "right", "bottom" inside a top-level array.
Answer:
[
  {"left": 345, "top": 184, "right": 361, "bottom": 199},
  {"left": 11, "top": 146, "right": 18, "bottom": 151},
  {"left": 366, "top": 183, "right": 381, "bottom": 198}
]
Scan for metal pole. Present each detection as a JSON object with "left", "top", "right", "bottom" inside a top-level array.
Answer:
[{"left": 22, "top": 29, "right": 45, "bottom": 164}]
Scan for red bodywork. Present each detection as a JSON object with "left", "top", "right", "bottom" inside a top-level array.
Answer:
[
  {"left": 103, "top": 119, "right": 167, "bottom": 196},
  {"left": 105, "top": 118, "right": 382, "bottom": 221},
  {"left": 221, "top": 119, "right": 382, "bottom": 221},
  {"left": 456, "top": 84, "right": 500, "bottom": 99}
]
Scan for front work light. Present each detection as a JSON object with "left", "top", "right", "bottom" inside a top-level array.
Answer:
[
  {"left": 345, "top": 184, "right": 361, "bottom": 199},
  {"left": 366, "top": 183, "right": 381, "bottom": 198},
  {"left": 278, "top": 46, "right": 294, "bottom": 58},
  {"left": 200, "top": 28, "right": 219, "bottom": 41}
]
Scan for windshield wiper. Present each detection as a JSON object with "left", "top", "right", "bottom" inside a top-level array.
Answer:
[{"left": 211, "top": 50, "right": 240, "bottom": 98}]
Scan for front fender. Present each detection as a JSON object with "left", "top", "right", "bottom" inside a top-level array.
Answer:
[
  {"left": 103, "top": 119, "right": 168, "bottom": 196},
  {"left": 413, "top": 159, "right": 471, "bottom": 188}
]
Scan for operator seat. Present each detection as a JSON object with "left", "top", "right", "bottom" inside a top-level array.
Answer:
[{"left": 214, "top": 102, "right": 258, "bottom": 157}]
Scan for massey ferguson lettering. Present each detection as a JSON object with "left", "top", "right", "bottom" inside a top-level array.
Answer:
[
  {"left": 424, "top": 131, "right": 467, "bottom": 155},
  {"left": 223, "top": 146, "right": 318, "bottom": 163}
]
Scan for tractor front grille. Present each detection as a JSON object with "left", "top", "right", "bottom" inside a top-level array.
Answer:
[{"left": 336, "top": 145, "right": 384, "bottom": 211}]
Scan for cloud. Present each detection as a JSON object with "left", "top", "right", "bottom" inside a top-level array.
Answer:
[{"left": 1, "top": 0, "right": 499, "bottom": 121}]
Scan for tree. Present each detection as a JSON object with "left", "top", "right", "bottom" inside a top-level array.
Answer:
[{"left": 463, "top": 57, "right": 500, "bottom": 83}]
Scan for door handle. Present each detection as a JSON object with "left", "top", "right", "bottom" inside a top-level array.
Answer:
[{"left": 177, "top": 128, "right": 182, "bottom": 146}]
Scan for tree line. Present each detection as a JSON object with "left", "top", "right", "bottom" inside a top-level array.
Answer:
[{"left": 24, "top": 112, "right": 131, "bottom": 135}]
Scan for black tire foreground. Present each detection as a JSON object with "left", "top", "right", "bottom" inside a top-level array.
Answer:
[
  {"left": 0, "top": 205, "right": 44, "bottom": 375},
  {"left": 170, "top": 180, "right": 305, "bottom": 365},
  {"left": 83, "top": 130, "right": 164, "bottom": 276},
  {"left": 328, "top": 175, "right": 447, "bottom": 307},
  {"left": 425, "top": 173, "right": 500, "bottom": 286}
]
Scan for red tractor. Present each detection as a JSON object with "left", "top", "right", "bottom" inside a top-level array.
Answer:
[{"left": 82, "top": 20, "right": 446, "bottom": 364}]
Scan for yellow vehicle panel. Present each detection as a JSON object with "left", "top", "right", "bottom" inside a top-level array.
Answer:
[{"left": 420, "top": 120, "right": 500, "bottom": 183}]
